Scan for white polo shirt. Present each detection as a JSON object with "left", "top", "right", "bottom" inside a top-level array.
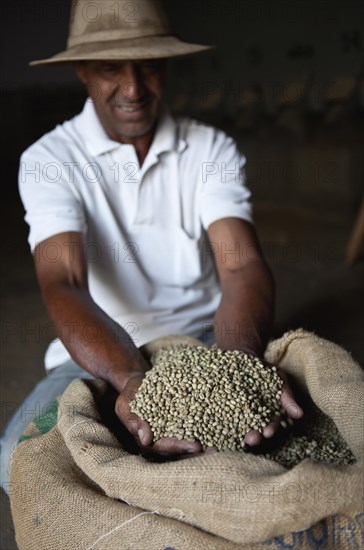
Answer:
[{"left": 19, "top": 99, "right": 252, "bottom": 369}]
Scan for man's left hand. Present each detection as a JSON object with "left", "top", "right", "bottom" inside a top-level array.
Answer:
[{"left": 244, "top": 364, "right": 304, "bottom": 446}]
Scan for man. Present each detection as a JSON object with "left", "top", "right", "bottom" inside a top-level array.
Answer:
[{"left": 1, "top": 0, "right": 302, "bottom": 488}]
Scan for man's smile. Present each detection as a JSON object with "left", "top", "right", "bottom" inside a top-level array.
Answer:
[
  {"left": 114, "top": 98, "right": 151, "bottom": 113},
  {"left": 112, "top": 97, "right": 153, "bottom": 117}
]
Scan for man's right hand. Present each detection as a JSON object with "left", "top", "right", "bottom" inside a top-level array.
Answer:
[{"left": 115, "top": 374, "right": 214, "bottom": 459}]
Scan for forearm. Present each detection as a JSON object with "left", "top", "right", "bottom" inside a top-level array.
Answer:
[
  {"left": 42, "top": 283, "right": 149, "bottom": 392},
  {"left": 214, "top": 260, "right": 274, "bottom": 357}
]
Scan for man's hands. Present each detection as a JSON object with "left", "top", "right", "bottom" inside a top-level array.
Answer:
[
  {"left": 114, "top": 363, "right": 302, "bottom": 456},
  {"left": 115, "top": 374, "right": 216, "bottom": 459},
  {"left": 244, "top": 364, "right": 303, "bottom": 447}
]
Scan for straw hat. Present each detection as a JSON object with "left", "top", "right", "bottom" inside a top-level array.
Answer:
[{"left": 30, "top": 0, "right": 213, "bottom": 66}]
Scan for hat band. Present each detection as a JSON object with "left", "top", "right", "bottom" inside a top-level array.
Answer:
[{"left": 68, "top": 25, "right": 170, "bottom": 48}]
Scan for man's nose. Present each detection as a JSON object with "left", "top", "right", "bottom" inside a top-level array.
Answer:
[{"left": 118, "top": 63, "right": 144, "bottom": 102}]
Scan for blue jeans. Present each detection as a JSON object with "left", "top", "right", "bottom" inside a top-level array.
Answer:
[{"left": 0, "top": 333, "right": 215, "bottom": 495}]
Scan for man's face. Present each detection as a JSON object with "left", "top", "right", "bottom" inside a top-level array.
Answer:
[{"left": 75, "top": 59, "right": 166, "bottom": 142}]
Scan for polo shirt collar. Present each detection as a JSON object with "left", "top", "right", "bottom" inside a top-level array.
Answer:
[
  {"left": 149, "top": 106, "right": 187, "bottom": 157},
  {"left": 78, "top": 99, "right": 186, "bottom": 158},
  {"left": 78, "top": 99, "right": 119, "bottom": 156}
]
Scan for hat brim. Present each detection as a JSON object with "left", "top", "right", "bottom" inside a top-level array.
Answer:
[{"left": 30, "top": 35, "right": 214, "bottom": 66}]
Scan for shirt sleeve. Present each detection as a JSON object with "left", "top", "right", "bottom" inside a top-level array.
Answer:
[
  {"left": 199, "top": 131, "right": 253, "bottom": 229},
  {"left": 18, "top": 147, "right": 87, "bottom": 252}
]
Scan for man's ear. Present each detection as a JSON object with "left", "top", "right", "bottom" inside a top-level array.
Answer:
[{"left": 74, "top": 61, "right": 87, "bottom": 84}]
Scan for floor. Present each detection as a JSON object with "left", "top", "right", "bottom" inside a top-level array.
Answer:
[{"left": 1, "top": 196, "right": 363, "bottom": 549}]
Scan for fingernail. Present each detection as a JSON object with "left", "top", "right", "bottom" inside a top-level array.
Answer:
[
  {"left": 263, "top": 428, "right": 274, "bottom": 438},
  {"left": 138, "top": 429, "right": 145, "bottom": 444},
  {"left": 286, "top": 402, "right": 303, "bottom": 418},
  {"left": 187, "top": 447, "right": 197, "bottom": 453}
]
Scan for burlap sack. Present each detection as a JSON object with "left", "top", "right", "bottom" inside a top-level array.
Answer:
[{"left": 9, "top": 330, "right": 364, "bottom": 549}]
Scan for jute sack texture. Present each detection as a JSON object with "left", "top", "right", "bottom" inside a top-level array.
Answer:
[{"left": 9, "top": 330, "right": 364, "bottom": 549}]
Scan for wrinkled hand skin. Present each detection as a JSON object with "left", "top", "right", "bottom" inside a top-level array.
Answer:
[
  {"left": 115, "top": 374, "right": 217, "bottom": 460},
  {"left": 244, "top": 363, "right": 304, "bottom": 447}
]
